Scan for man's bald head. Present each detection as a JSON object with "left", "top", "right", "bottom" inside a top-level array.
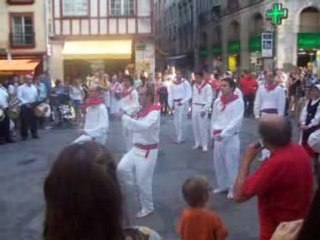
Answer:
[{"left": 259, "top": 115, "right": 292, "bottom": 147}]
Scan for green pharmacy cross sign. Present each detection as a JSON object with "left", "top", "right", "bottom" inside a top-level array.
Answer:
[{"left": 266, "top": 3, "right": 288, "bottom": 26}]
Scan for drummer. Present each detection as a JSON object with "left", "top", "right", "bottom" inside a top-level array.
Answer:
[
  {"left": 0, "top": 83, "right": 15, "bottom": 144},
  {"left": 17, "top": 74, "right": 39, "bottom": 140}
]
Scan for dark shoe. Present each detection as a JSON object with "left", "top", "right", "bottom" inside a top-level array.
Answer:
[
  {"left": 32, "top": 135, "right": 40, "bottom": 139},
  {"left": 5, "top": 138, "right": 16, "bottom": 143},
  {"left": 22, "top": 137, "right": 28, "bottom": 141},
  {"left": 0, "top": 140, "right": 6, "bottom": 145}
]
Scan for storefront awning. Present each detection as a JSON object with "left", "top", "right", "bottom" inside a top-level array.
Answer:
[
  {"left": 62, "top": 40, "right": 132, "bottom": 60},
  {"left": 0, "top": 59, "right": 40, "bottom": 75}
]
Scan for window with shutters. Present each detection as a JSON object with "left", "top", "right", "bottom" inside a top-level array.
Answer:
[{"left": 10, "top": 13, "right": 35, "bottom": 48}]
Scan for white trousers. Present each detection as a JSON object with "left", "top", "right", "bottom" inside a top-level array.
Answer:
[
  {"left": 122, "top": 125, "right": 133, "bottom": 151},
  {"left": 117, "top": 147, "right": 158, "bottom": 211},
  {"left": 110, "top": 96, "right": 120, "bottom": 114},
  {"left": 192, "top": 105, "right": 209, "bottom": 148},
  {"left": 173, "top": 103, "right": 188, "bottom": 142},
  {"left": 73, "top": 134, "right": 107, "bottom": 146},
  {"left": 213, "top": 134, "right": 240, "bottom": 190}
]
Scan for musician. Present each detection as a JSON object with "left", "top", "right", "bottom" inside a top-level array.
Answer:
[
  {"left": 17, "top": 74, "right": 39, "bottom": 140},
  {"left": 0, "top": 83, "right": 14, "bottom": 144}
]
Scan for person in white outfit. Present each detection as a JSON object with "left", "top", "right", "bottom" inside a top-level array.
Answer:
[
  {"left": 117, "top": 87, "right": 161, "bottom": 218},
  {"left": 168, "top": 70, "right": 192, "bottom": 143},
  {"left": 254, "top": 71, "right": 286, "bottom": 161},
  {"left": 192, "top": 72, "right": 213, "bottom": 152},
  {"left": 73, "top": 87, "right": 109, "bottom": 145},
  {"left": 211, "top": 77, "right": 244, "bottom": 199},
  {"left": 120, "top": 75, "right": 141, "bottom": 151},
  {"left": 110, "top": 76, "right": 124, "bottom": 115}
]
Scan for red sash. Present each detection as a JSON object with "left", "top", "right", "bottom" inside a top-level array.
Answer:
[
  {"left": 220, "top": 93, "right": 239, "bottom": 111},
  {"left": 137, "top": 104, "right": 161, "bottom": 118}
]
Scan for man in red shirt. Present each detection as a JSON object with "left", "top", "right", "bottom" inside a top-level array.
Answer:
[
  {"left": 239, "top": 70, "right": 258, "bottom": 117},
  {"left": 234, "top": 115, "right": 313, "bottom": 240}
]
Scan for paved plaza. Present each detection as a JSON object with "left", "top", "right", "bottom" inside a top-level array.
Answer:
[{"left": 0, "top": 116, "right": 300, "bottom": 240}]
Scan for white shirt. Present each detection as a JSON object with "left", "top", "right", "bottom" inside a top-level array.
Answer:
[
  {"left": 8, "top": 84, "right": 19, "bottom": 95},
  {"left": 254, "top": 85, "right": 286, "bottom": 118},
  {"left": 211, "top": 96, "right": 244, "bottom": 139},
  {"left": 69, "top": 86, "right": 84, "bottom": 101},
  {"left": 122, "top": 109, "right": 160, "bottom": 145},
  {"left": 84, "top": 104, "right": 109, "bottom": 138},
  {"left": 192, "top": 82, "right": 213, "bottom": 111},
  {"left": 17, "top": 83, "right": 38, "bottom": 105},
  {"left": 299, "top": 99, "right": 320, "bottom": 127},
  {"left": 0, "top": 86, "right": 9, "bottom": 108},
  {"left": 120, "top": 88, "right": 141, "bottom": 115},
  {"left": 168, "top": 80, "right": 192, "bottom": 108}
]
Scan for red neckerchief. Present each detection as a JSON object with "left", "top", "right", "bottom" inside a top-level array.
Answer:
[
  {"left": 220, "top": 93, "right": 239, "bottom": 111},
  {"left": 264, "top": 82, "right": 278, "bottom": 92},
  {"left": 195, "top": 81, "right": 207, "bottom": 94},
  {"left": 122, "top": 87, "right": 134, "bottom": 100},
  {"left": 82, "top": 97, "right": 104, "bottom": 111},
  {"left": 137, "top": 104, "right": 161, "bottom": 118}
]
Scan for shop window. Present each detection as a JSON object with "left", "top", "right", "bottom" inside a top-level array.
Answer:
[
  {"left": 110, "top": 0, "right": 135, "bottom": 16},
  {"left": 7, "top": 0, "right": 34, "bottom": 5},
  {"left": 10, "top": 13, "right": 35, "bottom": 48}
]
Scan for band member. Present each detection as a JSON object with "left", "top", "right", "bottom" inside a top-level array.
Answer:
[
  {"left": 299, "top": 84, "right": 320, "bottom": 157},
  {"left": 211, "top": 78, "right": 244, "bottom": 199},
  {"left": 74, "top": 87, "right": 109, "bottom": 145},
  {"left": 117, "top": 87, "right": 161, "bottom": 218},
  {"left": 17, "top": 74, "right": 39, "bottom": 140},
  {"left": 120, "top": 75, "right": 140, "bottom": 151},
  {"left": 254, "top": 71, "right": 286, "bottom": 160},
  {"left": 168, "top": 70, "right": 192, "bottom": 143},
  {"left": 192, "top": 72, "right": 213, "bottom": 152},
  {"left": 110, "top": 75, "right": 124, "bottom": 115},
  {"left": 0, "top": 83, "right": 14, "bottom": 144}
]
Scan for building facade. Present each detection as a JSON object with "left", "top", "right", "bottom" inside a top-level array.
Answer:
[
  {"left": 0, "top": 0, "right": 48, "bottom": 75},
  {"left": 156, "top": 0, "right": 320, "bottom": 73},
  {"left": 49, "top": 0, "right": 155, "bottom": 81},
  {"left": 202, "top": 0, "right": 320, "bottom": 73}
]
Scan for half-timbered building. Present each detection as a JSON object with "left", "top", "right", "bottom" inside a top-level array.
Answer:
[{"left": 49, "top": 0, "right": 155, "bottom": 80}]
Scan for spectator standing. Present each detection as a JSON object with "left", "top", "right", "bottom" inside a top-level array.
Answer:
[
  {"left": 17, "top": 75, "right": 39, "bottom": 140},
  {"left": 234, "top": 116, "right": 313, "bottom": 240},
  {"left": 70, "top": 79, "right": 85, "bottom": 126},
  {"left": 177, "top": 176, "right": 228, "bottom": 240},
  {"left": 239, "top": 71, "right": 258, "bottom": 117},
  {"left": 0, "top": 83, "right": 14, "bottom": 144},
  {"left": 41, "top": 71, "right": 52, "bottom": 96}
]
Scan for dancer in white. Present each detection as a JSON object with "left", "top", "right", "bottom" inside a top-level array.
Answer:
[
  {"left": 117, "top": 88, "right": 161, "bottom": 218},
  {"left": 120, "top": 75, "right": 141, "bottom": 151},
  {"left": 73, "top": 87, "right": 109, "bottom": 145},
  {"left": 192, "top": 72, "right": 213, "bottom": 152},
  {"left": 168, "top": 70, "right": 192, "bottom": 143},
  {"left": 110, "top": 75, "right": 124, "bottom": 115},
  {"left": 211, "top": 78, "right": 244, "bottom": 199},
  {"left": 254, "top": 71, "right": 286, "bottom": 160}
]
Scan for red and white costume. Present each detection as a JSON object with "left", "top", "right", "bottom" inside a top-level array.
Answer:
[
  {"left": 211, "top": 93, "right": 244, "bottom": 196},
  {"left": 117, "top": 105, "right": 161, "bottom": 215},
  {"left": 120, "top": 87, "right": 141, "bottom": 151},
  {"left": 192, "top": 81, "right": 213, "bottom": 151},
  {"left": 110, "top": 81, "right": 124, "bottom": 114},
  {"left": 168, "top": 79, "right": 192, "bottom": 142}
]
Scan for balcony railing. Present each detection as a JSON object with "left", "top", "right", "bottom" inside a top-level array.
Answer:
[{"left": 9, "top": 32, "right": 35, "bottom": 48}]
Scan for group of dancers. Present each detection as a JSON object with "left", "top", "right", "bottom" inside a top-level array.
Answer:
[{"left": 72, "top": 68, "right": 320, "bottom": 218}]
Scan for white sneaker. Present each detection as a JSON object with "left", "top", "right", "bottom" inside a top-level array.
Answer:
[
  {"left": 227, "top": 191, "right": 234, "bottom": 199},
  {"left": 193, "top": 144, "right": 200, "bottom": 149},
  {"left": 135, "top": 208, "right": 154, "bottom": 218},
  {"left": 202, "top": 146, "right": 208, "bottom": 152},
  {"left": 213, "top": 188, "right": 228, "bottom": 194}
]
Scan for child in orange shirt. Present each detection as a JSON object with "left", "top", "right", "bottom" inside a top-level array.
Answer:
[{"left": 177, "top": 176, "right": 228, "bottom": 240}]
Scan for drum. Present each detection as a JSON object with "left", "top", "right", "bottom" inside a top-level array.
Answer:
[
  {"left": 8, "top": 105, "right": 20, "bottom": 120},
  {"left": 0, "top": 109, "right": 5, "bottom": 122},
  {"left": 34, "top": 103, "right": 51, "bottom": 118}
]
